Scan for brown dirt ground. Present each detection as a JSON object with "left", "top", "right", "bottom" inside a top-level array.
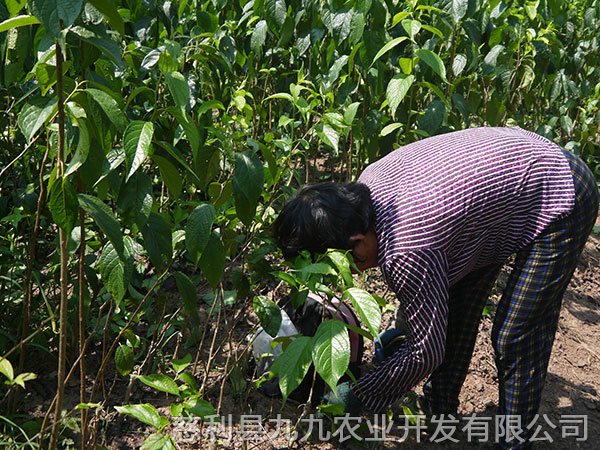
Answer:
[{"left": 101, "top": 224, "right": 600, "bottom": 450}]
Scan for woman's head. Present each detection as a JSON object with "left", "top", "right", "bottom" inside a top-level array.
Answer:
[{"left": 272, "top": 182, "right": 374, "bottom": 258}]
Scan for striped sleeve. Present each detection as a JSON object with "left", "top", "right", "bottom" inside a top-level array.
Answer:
[{"left": 353, "top": 249, "right": 449, "bottom": 411}]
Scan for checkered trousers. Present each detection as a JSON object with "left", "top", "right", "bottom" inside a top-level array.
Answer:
[{"left": 422, "top": 149, "right": 599, "bottom": 449}]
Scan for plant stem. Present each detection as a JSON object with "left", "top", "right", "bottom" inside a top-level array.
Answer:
[{"left": 49, "top": 37, "right": 68, "bottom": 450}]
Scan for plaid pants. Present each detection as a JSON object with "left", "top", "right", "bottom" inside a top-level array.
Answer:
[{"left": 422, "top": 149, "right": 599, "bottom": 449}]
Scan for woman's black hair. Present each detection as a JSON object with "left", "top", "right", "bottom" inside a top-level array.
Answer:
[{"left": 272, "top": 182, "right": 374, "bottom": 258}]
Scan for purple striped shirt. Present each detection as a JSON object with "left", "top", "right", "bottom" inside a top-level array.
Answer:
[{"left": 354, "top": 127, "right": 575, "bottom": 411}]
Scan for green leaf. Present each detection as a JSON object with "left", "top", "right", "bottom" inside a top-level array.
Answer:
[
  {"left": 483, "top": 45, "right": 505, "bottom": 72},
  {"left": 29, "top": 0, "right": 83, "bottom": 37},
  {"left": 197, "top": 99, "right": 225, "bottom": 117},
  {"left": 152, "top": 155, "right": 182, "bottom": 199},
  {"left": 0, "top": 14, "right": 39, "bottom": 32},
  {"left": 253, "top": 295, "right": 282, "bottom": 338},
  {"left": 137, "top": 374, "right": 180, "bottom": 396},
  {"left": 171, "top": 354, "right": 192, "bottom": 374},
  {"left": 11, "top": 372, "right": 36, "bottom": 388},
  {"left": 311, "top": 320, "right": 350, "bottom": 393},
  {"left": 452, "top": 54, "right": 467, "bottom": 77},
  {"left": 117, "top": 172, "right": 153, "bottom": 228},
  {"left": 49, "top": 178, "right": 78, "bottom": 235},
  {"left": 165, "top": 71, "right": 189, "bottom": 109},
  {"left": 251, "top": 20, "right": 267, "bottom": 53},
  {"left": 87, "top": 0, "right": 124, "bottom": 35},
  {"left": 0, "top": 358, "right": 14, "bottom": 381},
  {"left": 97, "top": 237, "right": 134, "bottom": 303},
  {"left": 274, "top": 336, "right": 313, "bottom": 403},
  {"left": 17, "top": 97, "right": 58, "bottom": 142},
  {"left": 197, "top": 231, "right": 225, "bottom": 288},
  {"left": 185, "top": 203, "right": 215, "bottom": 264},
  {"left": 315, "top": 123, "right": 339, "bottom": 153},
  {"left": 87, "top": 88, "right": 127, "bottom": 133},
  {"left": 370, "top": 36, "right": 408, "bottom": 67},
  {"left": 78, "top": 194, "right": 124, "bottom": 257},
  {"left": 386, "top": 74, "right": 415, "bottom": 116},
  {"left": 6, "top": 0, "right": 27, "bottom": 17},
  {"left": 451, "top": 0, "right": 468, "bottom": 24},
  {"left": 65, "top": 121, "right": 90, "bottom": 177},
  {"left": 380, "top": 122, "right": 403, "bottom": 137},
  {"left": 402, "top": 19, "right": 421, "bottom": 40},
  {"left": 298, "top": 262, "right": 336, "bottom": 275},
  {"left": 124, "top": 121, "right": 154, "bottom": 181},
  {"left": 183, "top": 397, "right": 217, "bottom": 419},
  {"left": 343, "top": 287, "right": 381, "bottom": 338},
  {"left": 115, "top": 404, "right": 169, "bottom": 431},
  {"left": 141, "top": 433, "right": 175, "bottom": 450},
  {"left": 343, "top": 102, "right": 361, "bottom": 125},
  {"left": 70, "top": 25, "right": 124, "bottom": 69},
  {"left": 327, "top": 251, "right": 354, "bottom": 287},
  {"left": 141, "top": 213, "right": 172, "bottom": 272},
  {"left": 349, "top": 11, "right": 365, "bottom": 44},
  {"left": 265, "top": 0, "right": 286, "bottom": 29},
  {"left": 115, "top": 345, "right": 134, "bottom": 376},
  {"left": 167, "top": 108, "right": 199, "bottom": 158},
  {"left": 418, "top": 99, "right": 446, "bottom": 135},
  {"left": 416, "top": 49, "right": 447, "bottom": 82},
  {"left": 173, "top": 272, "right": 198, "bottom": 321},
  {"left": 233, "top": 151, "right": 264, "bottom": 226}
]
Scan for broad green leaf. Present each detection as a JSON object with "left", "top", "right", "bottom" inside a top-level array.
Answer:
[
  {"left": 419, "top": 99, "right": 446, "bottom": 135},
  {"left": 70, "top": 25, "right": 124, "bottom": 69},
  {"left": 87, "top": 88, "right": 127, "bottom": 133},
  {"left": 0, "top": 14, "right": 39, "bottom": 32},
  {"left": 416, "top": 49, "right": 447, "bottom": 82},
  {"left": 233, "top": 151, "right": 264, "bottom": 226},
  {"left": 49, "top": 178, "right": 78, "bottom": 235},
  {"left": 327, "top": 251, "right": 354, "bottom": 287},
  {"left": 115, "top": 345, "right": 134, "bottom": 376},
  {"left": 312, "top": 320, "right": 350, "bottom": 393},
  {"left": 370, "top": 36, "right": 408, "bottom": 67},
  {"left": 380, "top": 122, "right": 403, "bottom": 137},
  {"left": 124, "top": 121, "right": 154, "bottom": 181},
  {"left": 173, "top": 272, "right": 198, "bottom": 321},
  {"left": 171, "top": 354, "right": 192, "bottom": 374},
  {"left": 298, "top": 262, "right": 336, "bottom": 275},
  {"left": 141, "top": 433, "right": 175, "bottom": 450},
  {"left": 315, "top": 123, "right": 339, "bottom": 153},
  {"left": 183, "top": 397, "right": 217, "bottom": 419},
  {"left": 65, "top": 121, "right": 90, "bottom": 177},
  {"left": 265, "top": 92, "right": 293, "bottom": 103},
  {"left": 525, "top": 0, "right": 538, "bottom": 20},
  {"left": 390, "top": 11, "right": 410, "bottom": 28},
  {"left": 343, "top": 287, "right": 381, "bottom": 338},
  {"left": 197, "top": 231, "right": 225, "bottom": 288},
  {"left": 78, "top": 194, "right": 124, "bottom": 257},
  {"left": 137, "top": 374, "right": 180, "bottom": 396},
  {"left": 343, "top": 102, "right": 361, "bottom": 125},
  {"left": 422, "top": 25, "right": 443, "bottom": 39},
  {"left": 6, "top": 0, "right": 26, "bottom": 17},
  {"left": 253, "top": 295, "right": 282, "bottom": 338},
  {"left": 197, "top": 99, "right": 225, "bottom": 117},
  {"left": 17, "top": 97, "right": 57, "bottom": 142},
  {"left": 115, "top": 404, "right": 169, "bottom": 431},
  {"left": 11, "top": 372, "right": 36, "bottom": 388},
  {"left": 185, "top": 203, "right": 215, "bottom": 264},
  {"left": 29, "top": 0, "right": 83, "bottom": 37},
  {"left": 452, "top": 54, "right": 467, "bottom": 77},
  {"left": 165, "top": 71, "right": 189, "bottom": 109},
  {"left": 251, "top": 20, "right": 267, "bottom": 53},
  {"left": 349, "top": 11, "right": 365, "bottom": 44},
  {"left": 0, "top": 358, "right": 14, "bottom": 381},
  {"left": 97, "top": 237, "right": 134, "bottom": 303},
  {"left": 483, "top": 45, "right": 505, "bottom": 71},
  {"left": 452, "top": 0, "right": 468, "bottom": 24},
  {"left": 141, "top": 213, "right": 172, "bottom": 272},
  {"left": 152, "top": 155, "right": 182, "bottom": 199},
  {"left": 274, "top": 336, "right": 313, "bottom": 403},
  {"left": 167, "top": 108, "right": 199, "bottom": 158},
  {"left": 386, "top": 74, "right": 415, "bottom": 116},
  {"left": 265, "top": 0, "right": 286, "bottom": 29},
  {"left": 402, "top": 19, "right": 421, "bottom": 40},
  {"left": 117, "top": 172, "right": 153, "bottom": 228},
  {"left": 87, "top": 0, "right": 124, "bottom": 35}
]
